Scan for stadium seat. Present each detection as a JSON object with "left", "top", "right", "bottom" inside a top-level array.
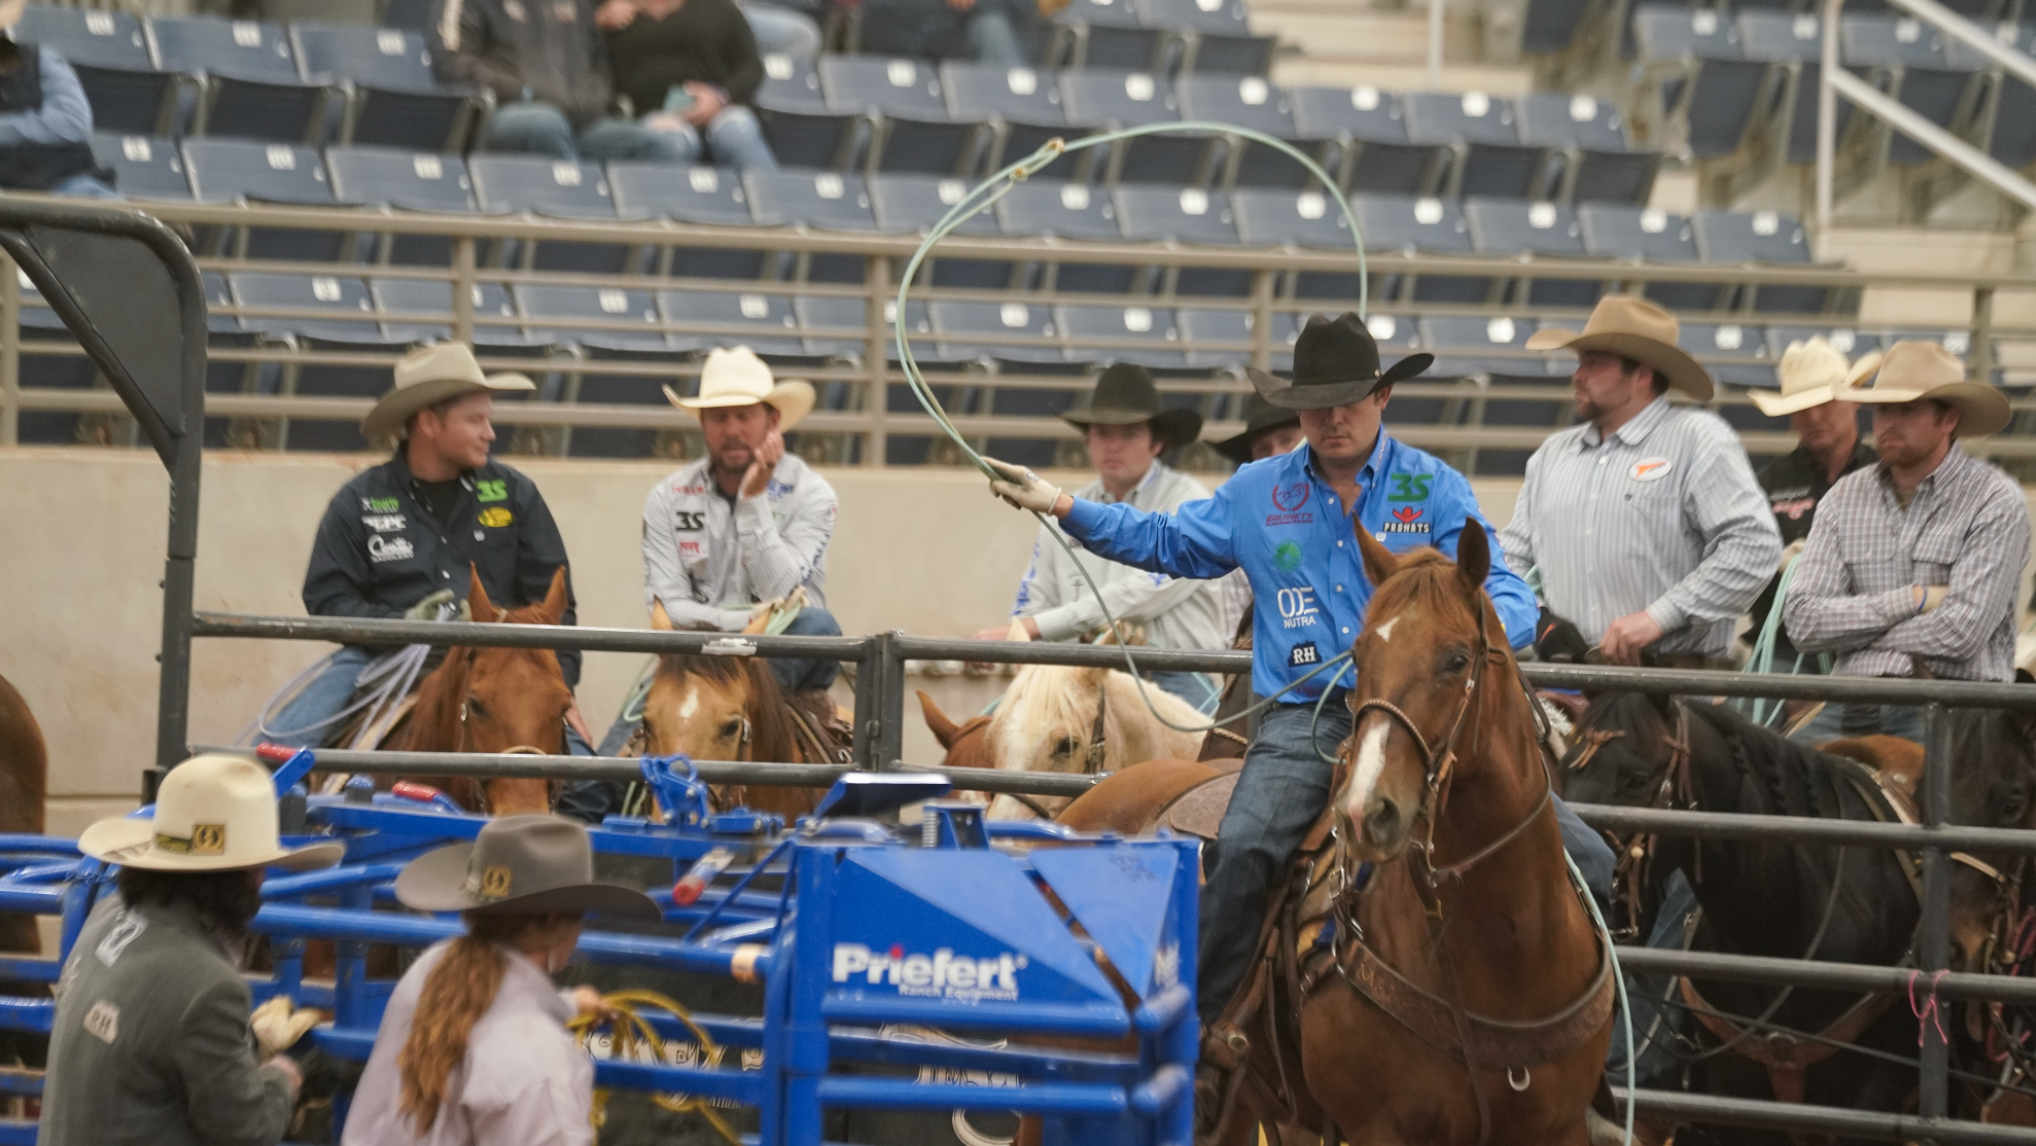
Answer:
[
  {"left": 290, "top": 23, "right": 476, "bottom": 151},
  {"left": 1059, "top": 70, "right": 1215, "bottom": 185},
  {"left": 67, "top": 61, "right": 184, "bottom": 137},
  {"left": 758, "top": 51, "right": 829, "bottom": 111},
  {"left": 1366, "top": 311, "right": 1465, "bottom": 426},
  {"left": 1513, "top": 92, "right": 1659, "bottom": 205},
  {"left": 941, "top": 61, "right": 1089, "bottom": 179},
  {"left": 514, "top": 284, "right": 669, "bottom": 351},
  {"left": 1137, "top": 0, "right": 1251, "bottom": 36},
  {"left": 994, "top": 180, "right": 1137, "bottom": 293},
  {"left": 1970, "top": 23, "right": 2036, "bottom": 169},
  {"left": 1421, "top": 313, "right": 1567, "bottom": 435},
  {"left": 1738, "top": 11, "right": 1852, "bottom": 165},
  {"left": 1840, "top": 13, "right": 1981, "bottom": 167},
  {"left": 1182, "top": 31, "right": 1277, "bottom": 76},
  {"left": 608, "top": 163, "right": 769, "bottom": 280},
  {"left": 1403, "top": 90, "right": 1551, "bottom": 200},
  {"left": 1632, "top": 7, "right": 1768, "bottom": 163},
  {"left": 89, "top": 133, "right": 192, "bottom": 200},
  {"left": 1679, "top": 321, "right": 1775, "bottom": 387},
  {"left": 12, "top": 264, "right": 98, "bottom": 445},
  {"left": 1463, "top": 198, "right": 1599, "bottom": 307},
  {"left": 1112, "top": 185, "right": 1251, "bottom": 295},
  {"left": 1056, "top": 303, "right": 1189, "bottom": 367},
  {"left": 1690, "top": 209, "right": 1828, "bottom": 314},
  {"left": 149, "top": 14, "right": 333, "bottom": 142},
  {"left": 325, "top": 146, "right": 474, "bottom": 265},
  {"left": 1057, "top": 0, "right": 1166, "bottom": 72},
  {"left": 1177, "top": 307, "right": 1298, "bottom": 370},
  {"left": 372, "top": 278, "right": 524, "bottom": 344},
  {"left": 1177, "top": 75, "right": 1338, "bottom": 190},
  {"left": 228, "top": 271, "right": 379, "bottom": 338},
  {"left": 868, "top": 174, "right": 1012, "bottom": 289},
  {"left": 818, "top": 56, "right": 983, "bottom": 175},
  {"left": 1763, "top": 323, "right": 1873, "bottom": 360},
  {"left": 1576, "top": 204, "right": 1720, "bottom": 311},
  {"left": 659, "top": 288, "right": 805, "bottom": 357},
  {"left": 1232, "top": 188, "right": 1359, "bottom": 299},
  {"left": 744, "top": 170, "right": 882, "bottom": 282},
  {"left": 469, "top": 156, "right": 631, "bottom": 274},
  {"left": 1520, "top": 0, "right": 1590, "bottom": 55},
  {"left": 757, "top": 53, "right": 864, "bottom": 169},
  {"left": 1353, "top": 193, "right": 1489, "bottom": 304},
  {"left": 184, "top": 139, "right": 346, "bottom": 261},
  {"left": 18, "top": 5, "right": 152, "bottom": 68},
  {"left": 798, "top": 295, "right": 936, "bottom": 359},
  {"left": 930, "top": 299, "right": 1066, "bottom": 362},
  {"left": 1289, "top": 85, "right": 1444, "bottom": 196}
]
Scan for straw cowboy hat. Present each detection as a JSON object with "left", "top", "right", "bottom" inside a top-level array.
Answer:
[
  {"left": 1247, "top": 312, "right": 1433, "bottom": 410},
  {"left": 78, "top": 754, "right": 343, "bottom": 872},
  {"left": 396, "top": 814, "right": 661, "bottom": 919},
  {"left": 663, "top": 346, "right": 815, "bottom": 430},
  {"left": 361, "top": 342, "right": 536, "bottom": 443},
  {"left": 1751, "top": 337, "right": 1882, "bottom": 417},
  {"left": 1060, "top": 363, "right": 1203, "bottom": 451},
  {"left": 1211, "top": 393, "right": 1301, "bottom": 466},
  {"left": 1524, "top": 295, "right": 1714, "bottom": 403},
  {"left": 1837, "top": 340, "right": 2012, "bottom": 438},
  {"left": 0, "top": 0, "right": 26, "bottom": 29}
]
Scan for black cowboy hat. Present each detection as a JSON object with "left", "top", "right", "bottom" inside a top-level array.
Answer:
[
  {"left": 1060, "top": 363, "right": 1204, "bottom": 451},
  {"left": 1245, "top": 312, "right": 1434, "bottom": 410},
  {"left": 1211, "top": 393, "right": 1302, "bottom": 466}
]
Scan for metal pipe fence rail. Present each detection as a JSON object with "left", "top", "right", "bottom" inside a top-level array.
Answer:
[{"left": 186, "top": 611, "right": 2036, "bottom": 1142}]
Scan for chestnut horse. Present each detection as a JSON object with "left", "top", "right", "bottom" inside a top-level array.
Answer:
[
  {"left": 0, "top": 672, "right": 46, "bottom": 960},
  {"left": 373, "top": 567, "right": 571, "bottom": 815}
]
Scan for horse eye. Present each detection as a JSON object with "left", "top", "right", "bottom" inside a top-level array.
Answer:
[
  {"left": 1054, "top": 735, "right": 1081, "bottom": 757},
  {"left": 1445, "top": 651, "right": 1470, "bottom": 673},
  {"left": 2003, "top": 784, "right": 2030, "bottom": 826},
  {"left": 467, "top": 698, "right": 488, "bottom": 718},
  {"left": 721, "top": 719, "right": 743, "bottom": 738}
]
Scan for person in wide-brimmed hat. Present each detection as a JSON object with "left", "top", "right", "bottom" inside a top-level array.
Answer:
[
  {"left": 1210, "top": 393, "right": 1304, "bottom": 467},
  {"left": 1500, "top": 295, "right": 1780, "bottom": 670},
  {"left": 267, "top": 341, "right": 595, "bottom": 765},
  {"left": 1782, "top": 341, "right": 2029, "bottom": 740},
  {"left": 978, "top": 313, "right": 1613, "bottom": 1054},
  {"left": 345, "top": 815, "right": 660, "bottom": 1146},
  {"left": 1745, "top": 337, "right": 1884, "bottom": 666},
  {"left": 40, "top": 754, "right": 343, "bottom": 1146},
  {"left": 970, "top": 362, "right": 1233, "bottom": 714}
]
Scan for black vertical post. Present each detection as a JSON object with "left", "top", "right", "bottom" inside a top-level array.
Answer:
[
  {"left": 1918, "top": 700, "right": 1952, "bottom": 1132},
  {"left": 155, "top": 426, "right": 202, "bottom": 773},
  {"left": 851, "top": 638, "right": 876, "bottom": 771},
  {"left": 875, "top": 630, "right": 906, "bottom": 771}
]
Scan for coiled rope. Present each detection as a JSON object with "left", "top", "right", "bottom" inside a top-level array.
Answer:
[{"left": 569, "top": 988, "right": 745, "bottom": 1145}]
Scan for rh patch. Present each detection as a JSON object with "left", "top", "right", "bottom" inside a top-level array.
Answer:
[
  {"left": 1288, "top": 641, "right": 1321, "bottom": 667},
  {"left": 84, "top": 1000, "right": 119, "bottom": 1044}
]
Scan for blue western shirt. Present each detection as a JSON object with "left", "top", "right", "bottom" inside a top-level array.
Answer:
[{"left": 1060, "top": 434, "right": 1538, "bottom": 701}]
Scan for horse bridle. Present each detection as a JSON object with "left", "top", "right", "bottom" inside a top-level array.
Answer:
[
  {"left": 1565, "top": 701, "right": 1694, "bottom": 942},
  {"left": 450, "top": 647, "right": 568, "bottom": 814}
]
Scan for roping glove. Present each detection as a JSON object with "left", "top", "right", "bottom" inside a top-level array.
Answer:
[{"left": 983, "top": 458, "right": 1062, "bottom": 514}]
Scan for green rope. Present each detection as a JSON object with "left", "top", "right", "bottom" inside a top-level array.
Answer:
[{"left": 894, "top": 122, "right": 1368, "bottom": 735}]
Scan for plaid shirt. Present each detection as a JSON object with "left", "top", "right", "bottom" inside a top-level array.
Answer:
[{"left": 1782, "top": 446, "right": 2030, "bottom": 681}]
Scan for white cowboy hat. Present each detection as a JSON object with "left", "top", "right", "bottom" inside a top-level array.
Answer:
[
  {"left": 1750, "top": 337, "right": 1881, "bottom": 417},
  {"left": 1524, "top": 294, "right": 1715, "bottom": 403},
  {"left": 79, "top": 754, "right": 343, "bottom": 872},
  {"left": 1837, "top": 340, "right": 2012, "bottom": 438},
  {"left": 662, "top": 346, "right": 815, "bottom": 430},
  {"left": 361, "top": 342, "right": 536, "bottom": 444}
]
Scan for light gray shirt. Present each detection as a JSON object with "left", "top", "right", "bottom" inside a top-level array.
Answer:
[
  {"left": 642, "top": 452, "right": 838, "bottom": 631},
  {"left": 1501, "top": 396, "right": 1781, "bottom": 657},
  {"left": 1782, "top": 446, "right": 2029, "bottom": 681},
  {"left": 1012, "top": 460, "right": 1229, "bottom": 651}
]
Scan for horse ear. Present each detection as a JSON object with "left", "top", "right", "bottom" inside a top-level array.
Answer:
[
  {"left": 1454, "top": 518, "right": 1491, "bottom": 592},
  {"left": 1354, "top": 518, "right": 1399, "bottom": 587},
  {"left": 537, "top": 567, "right": 569, "bottom": 625},
  {"left": 649, "top": 600, "right": 674, "bottom": 631},
  {"left": 918, "top": 690, "right": 962, "bottom": 749},
  {"left": 467, "top": 566, "right": 499, "bottom": 623}
]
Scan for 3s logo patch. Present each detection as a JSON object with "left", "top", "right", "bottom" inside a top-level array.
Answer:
[
  {"left": 1387, "top": 473, "right": 1432, "bottom": 502},
  {"left": 475, "top": 479, "right": 509, "bottom": 503},
  {"left": 674, "top": 511, "right": 706, "bottom": 532}
]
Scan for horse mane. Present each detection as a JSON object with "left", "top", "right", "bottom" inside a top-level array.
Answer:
[
  {"left": 991, "top": 663, "right": 1104, "bottom": 740},
  {"left": 656, "top": 652, "right": 804, "bottom": 759},
  {"left": 1682, "top": 700, "right": 1853, "bottom": 820}
]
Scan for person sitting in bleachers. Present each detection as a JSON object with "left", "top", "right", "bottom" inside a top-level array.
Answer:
[
  {"left": 0, "top": 0, "right": 118, "bottom": 200},
  {"left": 736, "top": 0, "right": 821, "bottom": 61},
  {"left": 431, "top": 0, "right": 684, "bottom": 162},
  {"left": 857, "top": 0, "right": 1038, "bottom": 66},
  {"left": 598, "top": 0, "right": 780, "bottom": 172}
]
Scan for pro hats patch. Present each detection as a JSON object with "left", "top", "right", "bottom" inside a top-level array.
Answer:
[{"left": 1631, "top": 457, "right": 1673, "bottom": 482}]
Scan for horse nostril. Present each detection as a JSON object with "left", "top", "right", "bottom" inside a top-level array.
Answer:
[{"left": 1363, "top": 797, "right": 1403, "bottom": 843}]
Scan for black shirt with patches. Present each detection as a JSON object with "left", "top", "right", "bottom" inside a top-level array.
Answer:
[
  {"left": 1747, "top": 438, "right": 1877, "bottom": 654},
  {"left": 301, "top": 453, "right": 581, "bottom": 685}
]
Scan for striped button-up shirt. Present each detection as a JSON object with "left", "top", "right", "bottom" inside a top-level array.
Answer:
[
  {"left": 642, "top": 453, "right": 838, "bottom": 631},
  {"left": 1500, "top": 397, "right": 1781, "bottom": 658},
  {"left": 1781, "top": 446, "right": 2029, "bottom": 681}
]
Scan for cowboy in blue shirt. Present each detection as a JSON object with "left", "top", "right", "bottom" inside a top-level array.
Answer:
[{"left": 983, "top": 313, "right": 1614, "bottom": 1041}]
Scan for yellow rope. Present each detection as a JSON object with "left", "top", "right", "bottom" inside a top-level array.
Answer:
[{"left": 568, "top": 988, "right": 747, "bottom": 1145}]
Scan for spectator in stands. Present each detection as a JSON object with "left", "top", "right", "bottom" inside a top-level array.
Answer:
[
  {"left": 1210, "top": 392, "right": 1303, "bottom": 468},
  {"left": 0, "top": 0, "right": 119, "bottom": 200},
  {"left": 972, "top": 364, "right": 1231, "bottom": 714},
  {"left": 263, "top": 344, "right": 600, "bottom": 760},
  {"left": 1784, "top": 342, "right": 2028, "bottom": 740},
  {"left": 1501, "top": 295, "right": 1781, "bottom": 668},
  {"left": 858, "top": 0, "right": 1035, "bottom": 65},
  {"left": 598, "top": 0, "right": 781, "bottom": 172},
  {"left": 432, "top": 0, "right": 683, "bottom": 161},
  {"left": 738, "top": 0, "right": 821, "bottom": 61},
  {"left": 1745, "top": 336, "right": 1880, "bottom": 672}
]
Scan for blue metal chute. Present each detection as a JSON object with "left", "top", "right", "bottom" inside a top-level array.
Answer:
[{"left": 1029, "top": 845, "right": 1189, "bottom": 1000}]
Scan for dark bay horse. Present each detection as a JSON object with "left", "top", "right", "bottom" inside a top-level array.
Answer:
[
  {"left": 1563, "top": 692, "right": 1923, "bottom": 1144},
  {"left": 374, "top": 567, "right": 572, "bottom": 815}
]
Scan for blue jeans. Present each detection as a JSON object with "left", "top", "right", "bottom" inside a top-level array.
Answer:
[
  {"left": 1198, "top": 701, "right": 1614, "bottom": 1024},
  {"left": 53, "top": 174, "right": 122, "bottom": 200},
  {"left": 644, "top": 105, "right": 779, "bottom": 173},
  {"left": 262, "top": 646, "right": 377, "bottom": 749},
  {"left": 1788, "top": 700, "right": 1927, "bottom": 745},
  {"left": 481, "top": 103, "right": 685, "bottom": 162},
  {"left": 742, "top": 1, "right": 822, "bottom": 60},
  {"left": 1607, "top": 870, "right": 1697, "bottom": 1085},
  {"left": 1148, "top": 671, "right": 1221, "bottom": 716}
]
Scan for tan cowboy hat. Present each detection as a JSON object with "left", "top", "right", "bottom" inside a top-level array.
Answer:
[
  {"left": 1838, "top": 340, "right": 2012, "bottom": 437},
  {"left": 362, "top": 342, "right": 536, "bottom": 443},
  {"left": 79, "top": 754, "right": 343, "bottom": 873},
  {"left": 1750, "top": 337, "right": 1881, "bottom": 417},
  {"left": 663, "top": 346, "right": 815, "bottom": 430},
  {"left": 396, "top": 814, "right": 660, "bottom": 919},
  {"left": 0, "top": 0, "right": 26, "bottom": 30},
  {"left": 1524, "top": 295, "right": 1714, "bottom": 402}
]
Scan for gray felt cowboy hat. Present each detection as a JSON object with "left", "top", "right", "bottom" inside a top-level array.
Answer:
[
  {"left": 1060, "top": 363, "right": 1203, "bottom": 451},
  {"left": 1837, "top": 340, "right": 2012, "bottom": 438},
  {"left": 1246, "top": 312, "right": 1434, "bottom": 410},
  {"left": 79, "top": 754, "right": 343, "bottom": 872},
  {"left": 362, "top": 342, "right": 536, "bottom": 443},
  {"left": 396, "top": 815, "right": 661, "bottom": 919},
  {"left": 1523, "top": 295, "right": 1715, "bottom": 403},
  {"left": 1211, "top": 393, "right": 1302, "bottom": 466}
]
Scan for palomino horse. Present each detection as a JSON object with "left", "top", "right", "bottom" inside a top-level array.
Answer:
[
  {"left": 638, "top": 603, "right": 848, "bottom": 824},
  {"left": 917, "top": 664, "right": 1205, "bottom": 819},
  {"left": 373, "top": 567, "right": 572, "bottom": 815}
]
